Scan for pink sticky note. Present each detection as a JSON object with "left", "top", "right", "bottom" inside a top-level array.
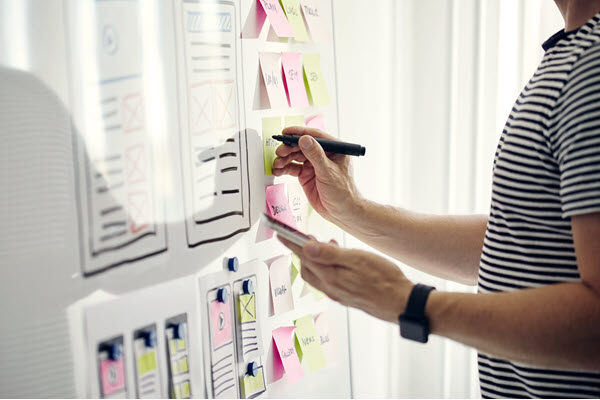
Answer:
[
  {"left": 269, "top": 255, "right": 294, "bottom": 315},
  {"left": 211, "top": 299, "right": 232, "bottom": 350},
  {"left": 99, "top": 358, "right": 125, "bottom": 396},
  {"left": 242, "top": 0, "right": 267, "bottom": 38},
  {"left": 259, "top": 52, "right": 289, "bottom": 109},
  {"left": 314, "top": 312, "right": 338, "bottom": 365},
  {"left": 282, "top": 52, "right": 310, "bottom": 108},
  {"left": 306, "top": 114, "right": 326, "bottom": 131},
  {"left": 258, "top": 0, "right": 294, "bottom": 37},
  {"left": 266, "top": 183, "right": 297, "bottom": 232},
  {"left": 272, "top": 326, "right": 304, "bottom": 385},
  {"left": 299, "top": 0, "right": 328, "bottom": 42}
]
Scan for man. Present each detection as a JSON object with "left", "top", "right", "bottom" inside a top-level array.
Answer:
[{"left": 272, "top": 0, "right": 600, "bottom": 397}]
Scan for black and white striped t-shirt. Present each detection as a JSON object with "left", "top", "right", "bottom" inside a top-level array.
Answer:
[{"left": 477, "top": 13, "right": 600, "bottom": 398}]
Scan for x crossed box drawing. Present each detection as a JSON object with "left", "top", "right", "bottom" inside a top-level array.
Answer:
[
  {"left": 189, "top": 80, "right": 236, "bottom": 136},
  {"left": 127, "top": 191, "right": 151, "bottom": 234},
  {"left": 121, "top": 92, "right": 144, "bottom": 133},
  {"left": 125, "top": 143, "right": 146, "bottom": 185}
]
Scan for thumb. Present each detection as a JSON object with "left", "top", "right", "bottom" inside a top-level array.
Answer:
[{"left": 299, "top": 136, "right": 331, "bottom": 177}]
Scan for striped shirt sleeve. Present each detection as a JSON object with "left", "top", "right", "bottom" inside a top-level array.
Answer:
[{"left": 552, "top": 43, "right": 600, "bottom": 218}]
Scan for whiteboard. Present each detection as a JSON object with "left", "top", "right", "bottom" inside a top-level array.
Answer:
[{"left": 0, "top": 0, "right": 351, "bottom": 398}]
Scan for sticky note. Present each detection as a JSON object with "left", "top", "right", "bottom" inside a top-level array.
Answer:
[
  {"left": 259, "top": 53, "right": 289, "bottom": 109},
  {"left": 269, "top": 255, "right": 294, "bottom": 314},
  {"left": 294, "top": 314, "right": 326, "bottom": 372},
  {"left": 242, "top": 0, "right": 267, "bottom": 38},
  {"left": 100, "top": 357, "right": 126, "bottom": 396},
  {"left": 238, "top": 293, "right": 256, "bottom": 323},
  {"left": 280, "top": 0, "right": 309, "bottom": 41},
  {"left": 179, "top": 357, "right": 189, "bottom": 374},
  {"left": 136, "top": 351, "right": 157, "bottom": 376},
  {"left": 299, "top": 0, "right": 328, "bottom": 42},
  {"left": 266, "top": 183, "right": 297, "bottom": 228},
  {"left": 272, "top": 326, "right": 304, "bottom": 385},
  {"left": 258, "top": 0, "right": 294, "bottom": 37},
  {"left": 306, "top": 114, "right": 326, "bottom": 131},
  {"left": 282, "top": 52, "right": 310, "bottom": 108},
  {"left": 241, "top": 366, "right": 266, "bottom": 398},
  {"left": 262, "top": 116, "right": 282, "bottom": 176},
  {"left": 291, "top": 253, "right": 301, "bottom": 284},
  {"left": 180, "top": 381, "right": 190, "bottom": 398},
  {"left": 287, "top": 181, "right": 309, "bottom": 230},
  {"left": 303, "top": 53, "right": 330, "bottom": 106},
  {"left": 211, "top": 299, "right": 232, "bottom": 350},
  {"left": 314, "top": 312, "right": 338, "bottom": 365},
  {"left": 284, "top": 114, "right": 305, "bottom": 128}
]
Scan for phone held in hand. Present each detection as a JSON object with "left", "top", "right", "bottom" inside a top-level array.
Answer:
[{"left": 261, "top": 213, "right": 311, "bottom": 246}]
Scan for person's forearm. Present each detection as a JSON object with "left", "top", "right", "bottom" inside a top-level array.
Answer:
[
  {"left": 336, "top": 198, "right": 487, "bottom": 285},
  {"left": 425, "top": 282, "right": 600, "bottom": 370}
]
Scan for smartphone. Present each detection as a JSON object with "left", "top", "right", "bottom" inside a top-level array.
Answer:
[{"left": 261, "top": 213, "right": 311, "bottom": 246}]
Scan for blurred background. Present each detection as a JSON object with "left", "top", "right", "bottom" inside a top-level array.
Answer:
[
  {"left": 0, "top": 0, "right": 564, "bottom": 398},
  {"left": 333, "top": 0, "right": 562, "bottom": 397}
]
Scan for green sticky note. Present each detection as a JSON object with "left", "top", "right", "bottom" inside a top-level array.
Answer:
[
  {"left": 137, "top": 350, "right": 157, "bottom": 376},
  {"left": 291, "top": 253, "right": 301, "bottom": 284},
  {"left": 263, "top": 116, "right": 282, "bottom": 176},
  {"left": 284, "top": 115, "right": 305, "bottom": 128},
  {"left": 280, "top": 0, "right": 309, "bottom": 42},
  {"left": 303, "top": 53, "right": 330, "bottom": 106},
  {"left": 241, "top": 366, "right": 266, "bottom": 398},
  {"left": 294, "top": 314, "right": 326, "bottom": 373}
]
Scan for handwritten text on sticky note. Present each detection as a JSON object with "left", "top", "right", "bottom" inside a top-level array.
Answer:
[
  {"left": 262, "top": 116, "right": 282, "bottom": 176},
  {"left": 281, "top": 0, "right": 309, "bottom": 41},
  {"left": 303, "top": 53, "right": 330, "bottom": 106},
  {"left": 259, "top": 0, "right": 294, "bottom": 37},
  {"left": 265, "top": 183, "right": 297, "bottom": 228},
  {"left": 272, "top": 326, "right": 304, "bottom": 385},
  {"left": 269, "top": 255, "right": 294, "bottom": 314},
  {"left": 282, "top": 52, "right": 310, "bottom": 108},
  {"left": 259, "top": 52, "right": 289, "bottom": 109},
  {"left": 294, "top": 314, "right": 327, "bottom": 373}
]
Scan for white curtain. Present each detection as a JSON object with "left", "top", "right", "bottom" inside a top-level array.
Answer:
[{"left": 332, "top": 0, "right": 563, "bottom": 397}]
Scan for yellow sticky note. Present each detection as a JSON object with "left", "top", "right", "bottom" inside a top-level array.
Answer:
[
  {"left": 291, "top": 253, "right": 301, "bottom": 284},
  {"left": 136, "top": 351, "right": 157, "bottom": 376},
  {"left": 280, "top": 0, "right": 309, "bottom": 42},
  {"left": 303, "top": 53, "right": 330, "bottom": 106},
  {"left": 171, "top": 360, "right": 179, "bottom": 375},
  {"left": 179, "top": 357, "right": 189, "bottom": 374},
  {"left": 238, "top": 293, "right": 256, "bottom": 323},
  {"left": 294, "top": 314, "right": 326, "bottom": 373},
  {"left": 177, "top": 339, "right": 186, "bottom": 351},
  {"left": 180, "top": 380, "right": 190, "bottom": 398},
  {"left": 284, "top": 115, "right": 305, "bottom": 128},
  {"left": 241, "top": 367, "right": 266, "bottom": 398},
  {"left": 169, "top": 339, "right": 177, "bottom": 355},
  {"left": 263, "top": 116, "right": 282, "bottom": 176},
  {"left": 173, "top": 384, "right": 181, "bottom": 399}
]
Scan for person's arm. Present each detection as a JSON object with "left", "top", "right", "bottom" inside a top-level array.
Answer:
[
  {"left": 273, "top": 126, "right": 486, "bottom": 285},
  {"left": 278, "top": 212, "right": 600, "bottom": 370},
  {"left": 425, "top": 212, "right": 600, "bottom": 370}
]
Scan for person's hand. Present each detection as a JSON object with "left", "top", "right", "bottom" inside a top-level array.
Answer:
[
  {"left": 278, "top": 236, "right": 414, "bottom": 323},
  {"left": 272, "top": 126, "right": 362, "bottom": 225}
]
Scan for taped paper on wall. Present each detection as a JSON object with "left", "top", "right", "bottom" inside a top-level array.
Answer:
[
  {"left": 98, "top": 340, "right": 127, "bottom": 399},
  {"left": 165, "top": 320, "right": 192, "bottom": 399},
  {"left": 174, "top": 0, "right": 251, "bottom": 247},
  {"left": 133, "top": 329, "right": 160, "bottom": 398}
]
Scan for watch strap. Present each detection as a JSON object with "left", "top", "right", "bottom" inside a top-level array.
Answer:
[{"left": 403, "top": 283, "right": 436, "bottom": 319}]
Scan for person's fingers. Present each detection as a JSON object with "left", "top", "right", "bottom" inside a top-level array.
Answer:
[
  {"left": 282, "top": 126, "right": 338, "bottom": 142},
  {"left": 276, "top": 235, "right": 303, "bottom": 254},
  {"left": 302, "top": 240, "right": 363, "bottom": 266},
  {"left": 273, "top": 153, "right": 307, "bottom": 169},
  {"left": 300, "top": 266, "right": 326, "bottom": 292},
  {"left": 275, "top": 143, "right": 302, "bottom": 157},
  {"left": 329, "top": 239, "right": 339, "bottom": 247},
  {"left": 297, "top": 136, "right": 332, "bottom": 178},
  {"left": 272, "top": 163, "right": 303, "bottom": 177}
]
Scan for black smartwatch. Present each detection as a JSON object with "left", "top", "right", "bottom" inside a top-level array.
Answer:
[{"left": 398, "top": 283, "right": 436, "bottom": 343}]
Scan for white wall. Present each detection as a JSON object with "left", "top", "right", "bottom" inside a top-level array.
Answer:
[{"left": 333, "top": 0, "right": 563, "bottom": 398}]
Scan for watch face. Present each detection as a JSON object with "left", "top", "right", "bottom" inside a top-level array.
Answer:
[{"left": 399, "top": 316, "right": 429, "bottom": 344}]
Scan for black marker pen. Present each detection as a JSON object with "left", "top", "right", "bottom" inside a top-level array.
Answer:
[{"left": 272, "top": 134, "right": 366, "bottom": 157}]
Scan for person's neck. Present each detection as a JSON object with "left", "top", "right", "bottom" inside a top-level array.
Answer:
[{"left": 555, "top": 0, "right": 600, "bottom": 31}]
